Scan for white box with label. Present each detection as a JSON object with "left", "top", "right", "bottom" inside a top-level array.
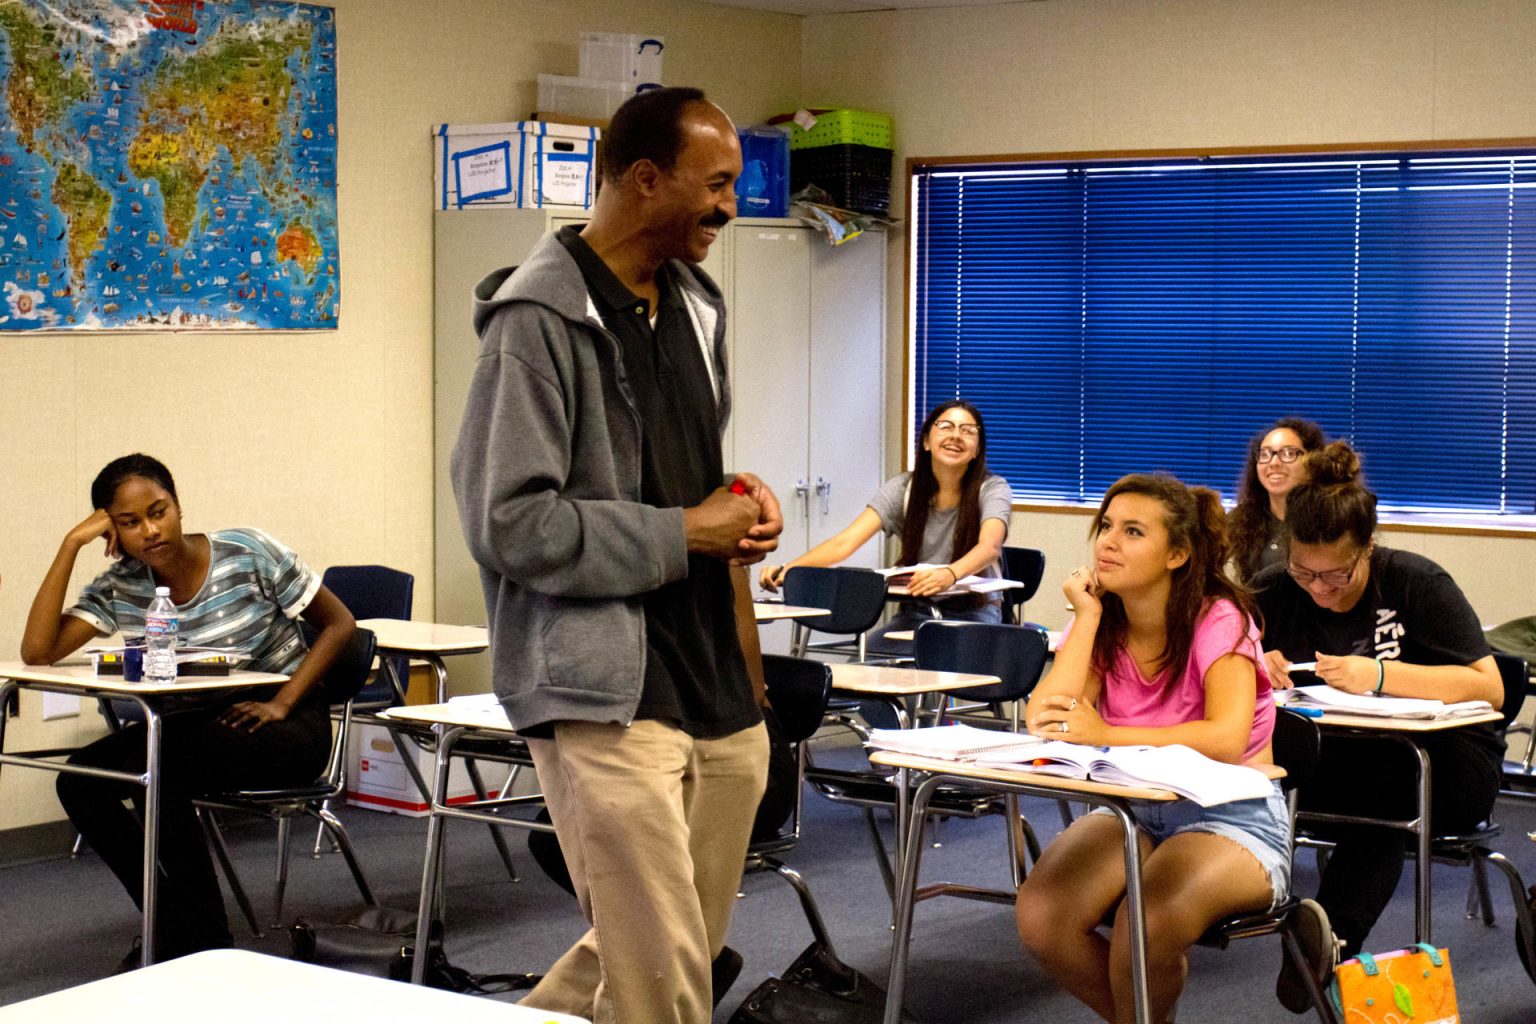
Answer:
[
  {"left": 345, "top": 722, "right": 483, "bottom": 817},
  {"left": 434, "top": 121, "right": 600, "bottom": 211},
  {"left": 578, "top": 32, "right": 664, "bottom": 87}
]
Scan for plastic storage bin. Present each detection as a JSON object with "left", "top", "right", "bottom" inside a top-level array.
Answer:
[
  {"left": 537, "top": 73, "right": 641, "bottom": 122},
  {"left": 772, "top": 108, "right": 893, "bottom": 151},
  {"left": 579, "top": 32, "right": 664, "bottom": 86},
  {"left": 790, "top": 143, "right": 892, "bottom": 215},
  {"left": 434, "top": 121, "right": 601, "bottom": 210},
  {"left": 735, "top": 126, "right": 789, "bottom": 218}
]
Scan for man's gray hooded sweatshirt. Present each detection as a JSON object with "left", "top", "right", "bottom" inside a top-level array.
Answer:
[{"left": 451, "top": 231, "right": 731, "bottom": 732}]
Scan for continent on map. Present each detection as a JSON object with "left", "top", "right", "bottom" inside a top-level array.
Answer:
[
  {"left": 0, "top": 2, "right": 92, "bottom": 150},
  {"left": 51, "top": 159, "right": 111, "bottom": 286},
  {"left": 275, "top": 219, "right": 320, "bottom": 278},
  {"left": 128, "top": 23, "right": 313, "bottom": 247}
]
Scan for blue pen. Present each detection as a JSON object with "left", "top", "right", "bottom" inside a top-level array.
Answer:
[{"left": 1287, "top": 707, "right": 1325, "bottom": 718}]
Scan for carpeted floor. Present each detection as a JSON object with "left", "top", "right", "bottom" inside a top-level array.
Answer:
[{"left": 4, "top": 747, "right": 1536, "bottom": 1022}]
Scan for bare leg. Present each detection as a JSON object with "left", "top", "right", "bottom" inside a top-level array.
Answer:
[
  {"left": 1016, "top": 814, "right": 1151, "bottom": 1022},
  {"left": 1107, "top": 831, "right": 1274, "bottom": 1024}
]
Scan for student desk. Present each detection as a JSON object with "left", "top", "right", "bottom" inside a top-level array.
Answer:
[
  {"left": 752, "top": 602, "right": 831, "bottom": 622},
  {"left": 1296, "top": 708, "right": 1504, "bottom": 945},
  {"left": 356, "top": 618, "right": 488, "bottom": 705},
  {"left": 380, "top": 698, "right": 542, "bottom": 986},
  {"left": 827, "top": 661, "right": 999, "bottom": 728},
  {"left": 0, "top": 661, "right": 288, "bottom": 966},
  {"left": 0, "top": 948, "right": 589, "bottom": 1023},
  {"left": 870, "top": 750, "right": 1176, "bottom": 1024}
]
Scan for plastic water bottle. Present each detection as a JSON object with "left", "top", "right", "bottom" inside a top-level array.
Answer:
[{"left": 144, "top": 586, "right": 179, "bottom": 684}]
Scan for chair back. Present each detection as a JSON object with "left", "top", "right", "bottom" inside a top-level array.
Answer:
[
  {"left": 782, "top": 566, "right": 887, "bottom": 635},
  {"left": 914, "top": 620, "right": 1050, "bottom": 703},
  {"left": 321, "top": 565, "right": 414, "bottom": 705},
  {"left": 762, "top": 655, "right": 834, "bottom": 744},
  {"left": 1000, "top": 547, "right": 1046, "bottom": 622},
  {"left": 1493, "top": 651, "right": 1530, "bottom": 734},
  {"left": 1271, "top": 707, "right": 1323, "bottom": 798},
  {"left": 319, "top": 626, "right": 378, "bottom": 706}
]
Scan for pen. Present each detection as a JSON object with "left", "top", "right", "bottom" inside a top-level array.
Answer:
[
  {"left": 1287, "top": 661, "right": 1318, "bottom": 672},
  {"left": 1286, "top": 706, "right": 1325, "bottom": 718}
]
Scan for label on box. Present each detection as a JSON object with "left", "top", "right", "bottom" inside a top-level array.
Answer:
[
  {"left": 540, "top": 153, "right": 593, "bottom": 206},
  {"left": 453, "top": 141, "right": 513, "bottom": 206}
]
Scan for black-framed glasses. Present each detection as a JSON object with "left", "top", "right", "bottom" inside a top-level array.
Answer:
[
  {"left": 933, "top": 420, "right": 979, "bottom": 438},
  {"left": 1287, "top": 548, "right": 1369, "bottom": 589},
  {"left": 1257, "top": 446, "right": 1306, "bottom": 464}
]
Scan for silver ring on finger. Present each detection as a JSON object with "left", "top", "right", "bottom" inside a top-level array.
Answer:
[
  {"left": 1067, "top": 698, "right": 1078, "bottom": 711},
  {"left": 1060, "top": 721, "right": 1069, "bottom": 734}
]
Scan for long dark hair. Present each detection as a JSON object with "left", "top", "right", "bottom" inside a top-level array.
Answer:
[
  {"left": 91, "top": 453, "right": 178, "bottom": 510},
  {"left": 898, "top": 400, "right": 989, "bottom": 567},
  {"left": 1228, "top": 417, "right": 1326, "bottom": 581},
  {"left": 1091, "top": 473, "right": 1257, "bottom": 687},
  {"left": 1287, "top": 441, "right": 1376, "bottom": 547}
]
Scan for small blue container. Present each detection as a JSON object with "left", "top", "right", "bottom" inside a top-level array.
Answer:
[{"left": 736, "top": 126, "right": 790, "bottom": 218}]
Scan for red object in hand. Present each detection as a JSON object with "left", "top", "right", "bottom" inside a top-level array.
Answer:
[{"left": 729, "top": 480, "right": 748, "bottom": 495}]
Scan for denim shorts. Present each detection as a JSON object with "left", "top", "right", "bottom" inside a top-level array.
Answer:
[{"left": 1089, "top": 779, "right": 1291, "bottom": 908}]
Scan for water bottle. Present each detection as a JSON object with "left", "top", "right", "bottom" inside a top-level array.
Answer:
[{"left": 144, "top": 586, "right": 179, "bottom": 684}]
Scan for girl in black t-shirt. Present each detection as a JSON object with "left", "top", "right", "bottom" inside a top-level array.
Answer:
[{"left": 1254, "top": 441, "right": 1503, "bottom": 1011}]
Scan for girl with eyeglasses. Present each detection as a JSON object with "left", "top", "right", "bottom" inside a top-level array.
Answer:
[
  {"left": 1227, "top": 417, "right": 1326, "bottom": 584},
  {"left": 1018, "top": 473, "right": 1290, "bottom": 1024},
  {"left": 759, "top": 399, "right": 1012, "bottom": 649},
  {"left": 1253, "top": 440, "right": 1503, "bottom": 1011}
]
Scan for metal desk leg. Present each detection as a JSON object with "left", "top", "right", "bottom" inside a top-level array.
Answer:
[
  {"left": 1109, "top": 800, "right": 1152, "bottom": 1024},
  {"left": 1411, "top": 741, "right": 1434, "bottom": 944},
  {"left": 135, "top": 699, "right": 163, "bottom": 966},
  {"left": 884, "top": 774, "right": 942, "bottom": 1024},
  {"left": 412, "top": 726, "right": 464, "bottom": 985}
]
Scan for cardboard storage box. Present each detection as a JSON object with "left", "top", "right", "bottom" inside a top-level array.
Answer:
[
  {"left": 434, "top": 121, "right": 600, "bottom": 211},
  {"left": 345, "top": 722, "right": 483, "bottom": 817}
]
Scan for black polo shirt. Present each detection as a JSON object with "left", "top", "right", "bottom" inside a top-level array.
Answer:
[{"left": 556, "top": 226, "right": 759, "bottom": 738}]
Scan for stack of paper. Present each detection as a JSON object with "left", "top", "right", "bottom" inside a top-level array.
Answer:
[
  {"left": 975, "top": 742, "right": 1274, "bottom": 807},
  {"left": 867, "top": 724, "right": 1043, "bottom": 762},
  {"left": 879, "top": 564, "right": 1024, "bottom": 596},
  {"left": 1280, "top": 685, "right": 1493, "bottom": 720}
]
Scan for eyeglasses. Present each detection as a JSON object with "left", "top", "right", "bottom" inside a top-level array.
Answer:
[
  {"left": 1287, "top": 548, "right": 1369, "bottom": 589},
  {"left": 933, "top": 420, "right": 979, "bottom": 438},
  {"left": 1257, "top": 446, "right": 1306, "bottom": 464}
]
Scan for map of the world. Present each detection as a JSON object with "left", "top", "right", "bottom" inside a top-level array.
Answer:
[{"left": 0, "top": 0, "right": 338, "bottom": 331}]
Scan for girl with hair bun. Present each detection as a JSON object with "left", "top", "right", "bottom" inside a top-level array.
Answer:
[
  {"left": 1254, "top": 440, "right": 1504, "bottom": 1011},
  {"left": 1017, "top": 473, "right": 1296, "bottom": 1024},
  {"left": 1228, "top": 417, "right": 1327, "bottom": 583}
]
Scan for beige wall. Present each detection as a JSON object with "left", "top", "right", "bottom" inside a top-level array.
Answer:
[
  {"left": 0, "top": 0, "right": 802, "bottom": 830},
  {"left": 802, "top": 0, "right": 1536, "bottom": 631}
]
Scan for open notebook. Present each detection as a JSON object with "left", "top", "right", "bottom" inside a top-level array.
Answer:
[
  {"left": 972, "top": 742, "right": 1275, "bottom": 808},
  {"left": 867, "top": 723, "right": 1044, "bottom": 762},
  {"left": 1277, "top": 685, "right": 1493, "bottom": 720},
  {"left": 878, "top": 564, "right": 1023, "bottom": 596}
]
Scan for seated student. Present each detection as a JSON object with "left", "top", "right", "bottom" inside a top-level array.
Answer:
[
  {"left": 1016, "top": 473, "right": 1310, "bottom": 1024},
  {"left": 20, "top": 453, "right": 355, "bottom": 967},
  {"left": 759, "top": 399, "right": 1012, "bottom": 646},
  {"left": 1227, "top": 417, "right": 1326, "bottom": 584},
  {"left": 1254, "top": 441, "right": 1503, "bottom": 1012}
]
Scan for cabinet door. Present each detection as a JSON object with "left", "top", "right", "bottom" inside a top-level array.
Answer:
[
  {"left": 809, "top": 232, "right": 887, "bottom": 567},
  {"left": 727, "top": 224, "right": 812, "bottom": 551}
]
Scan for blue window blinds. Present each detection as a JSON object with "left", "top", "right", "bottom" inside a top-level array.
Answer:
[{"left": 911, "top": 151, "right": 1536, "bottom": 513}]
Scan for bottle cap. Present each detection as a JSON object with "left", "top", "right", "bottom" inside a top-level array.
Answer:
[{"left": 154, "top": 586, "right": 171, "bottom": 596}]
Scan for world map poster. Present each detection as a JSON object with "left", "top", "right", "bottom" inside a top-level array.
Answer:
[{"left": 0, "top": 0, "right": 339, "bottom": 331}]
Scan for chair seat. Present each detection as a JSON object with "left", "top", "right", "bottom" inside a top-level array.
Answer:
[
  {"left": 1430, "top": 821, "right": 1501, "bottom": 856},
  {"left": 805, "top": 765, "right": 1003, "bottom": 817},
  {"left": 202, "top": 780, "right": 341, "bottom": 807},
  {"left": 1198, "top": 895, "right": 1300, "bottom": 947}
]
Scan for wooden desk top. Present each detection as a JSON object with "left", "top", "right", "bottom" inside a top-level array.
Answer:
[
  {"left": 358, "top": 619, "right": 488, "bottom": 655},
  {"left": 0, "top": 948, "right": 588, "bottom": 1023},
  {"left": 1308, "top": 708, "right": 1504, "bottom": 733},
  {"left": 868, "top": 749, "right": 1178, "bottom": 801},
  {"left": 829, "top": 663, "right": 999, "bottom": 695},
  {"left": 0, "top": 661, "right": 288, "bottom": 696},
  {"left": 752, "top": 602, "right": 831, "bottom": 622}
]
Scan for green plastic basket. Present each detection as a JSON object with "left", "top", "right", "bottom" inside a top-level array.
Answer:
[{"left": 776, "top": 108, "right": 893, "bottom": 151}]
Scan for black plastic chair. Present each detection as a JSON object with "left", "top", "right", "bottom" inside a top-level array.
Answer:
[
  {"left": 1197, "top": 708, "right": 1335, "bottom": 1022},
  {"left": 743, "top": 655, "right": 839, "bottom": 949},
  {"left": 196, "top": 625, "right": 379, "bottom": 934},
  {"left": 782, "top": 566, "right": 890, "bottom": 662},
  {"left": 320, "top": 564, "right": 414, "bottom": 707},
  {"left": 1000, "top": 547, "right": 1046, "bottom": 625}
]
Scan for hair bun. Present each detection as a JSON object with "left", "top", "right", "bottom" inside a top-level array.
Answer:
[{"left": 1306, "top": 440, "right": 1362, "bottom": 486}]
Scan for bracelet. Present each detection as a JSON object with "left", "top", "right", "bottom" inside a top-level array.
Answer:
[
  {"left": 1374, "top": 659, "right": 1385, "bottom": 694},
  {"left": 944, "top": 565, "right": 959, "bottom": 581}
]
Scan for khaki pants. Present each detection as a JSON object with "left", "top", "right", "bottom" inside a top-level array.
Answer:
[{"left": 521, "top": 718, "right": 769, "bottom": 1024}]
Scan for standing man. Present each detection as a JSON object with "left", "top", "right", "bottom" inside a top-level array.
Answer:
[{"left": 451, "top": 88, "right": 779, "bottom": 1024}]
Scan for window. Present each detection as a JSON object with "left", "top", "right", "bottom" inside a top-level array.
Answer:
[{"left": 910, "top": 148, "right": 1536, "bottom": 514}]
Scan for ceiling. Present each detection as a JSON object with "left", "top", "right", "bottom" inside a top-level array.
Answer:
[{"left": 700, "top": 0, "right": 1039, "bottom": 15}]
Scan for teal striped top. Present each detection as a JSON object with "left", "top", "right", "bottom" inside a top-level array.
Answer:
[{"left": 68, "top": 528, "right": 320, "bottom": 674}]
